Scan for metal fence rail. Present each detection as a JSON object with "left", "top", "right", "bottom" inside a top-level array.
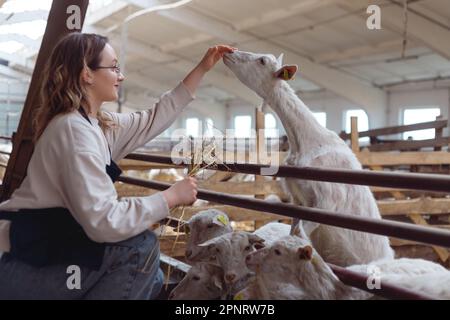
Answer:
[
  {"left": 108, "top": 152, "right": 450, "bottom": 300},
  {"left": 125, "top": 153, "right": 450, "bottom": 193},
  {"left": 119, "top": 176, "right": 446, "bottom": 300},
  {"left": 117, "top": 176, "right": 450, "bottom": 248}
]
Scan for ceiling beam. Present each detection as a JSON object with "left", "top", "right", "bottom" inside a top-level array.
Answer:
[
  {"left": 0, "top": 34, "right": 40, "bottom": 50},
  {"left": 123, "top": 50, "right": 260, "bottom": 105},
  {"left": 0, "top": 64, "right": 30, "bottom": 80},
  {"left": 125, "top": 72, "right": 226, "bottom": 117},
  {"left": 86, "top": 24, "right": 262, "bottom": 105},
  {"left": 0, "top": 10, "right": 48, "bottom": 24},
  {"left": 232, "top": 0, "right": 341, "bottom": 31},
  {"left": 145, "top": 6, "right": 387, "bottom": 116},
  {"left": 113, "top": 0, "right": 344, "bottom": 60},
  {"left": 85, "top": 0, "right": 129, "bottom": 25},
  {"left": 314, "top": 39, "right": 421, "bottom": 64},
  {"left": 125, "top": 72, "right": 170, "bottom": 94},
  {"left": 339, "top": 0, "right": 450, "bottom": 60},
  {"left": 0, "top": 51, "right": 34, "bottom": 72}
]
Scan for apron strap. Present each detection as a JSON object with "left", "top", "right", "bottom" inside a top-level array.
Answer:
[{"left": 77, "top": 108, "right": 122, "bottom": 182}]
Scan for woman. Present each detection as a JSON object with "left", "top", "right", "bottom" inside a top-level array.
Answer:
[{"left": 0, "top": 33, "right": 235, "bottom": 299}]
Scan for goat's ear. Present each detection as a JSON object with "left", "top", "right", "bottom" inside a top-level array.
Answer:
[
  {"left": 292, "top": 222, "right": 308, "bottom": 240},
  {"left": 277, "top": 53, "right": 284, "bottom": 66},
  {"left": 194, "top": 243, "right": 218, "bottom": 262},
  {"left": 274, "top": 65, "right": 298, "bottom": 81},
  {"left": 198, "top": 236, "right": 220, "bottom": 247},
  {"left": 297, "top": 245, "right": 313, "bottom": 260},
  {"left": 212, "top": 274, "right": 223, "bottom": 290},
  {"left": 253, "top": 242, "right": 265, "bottom": 250},
  {"left": 248, "top": 233, "right": 265, "bottom": 245}
]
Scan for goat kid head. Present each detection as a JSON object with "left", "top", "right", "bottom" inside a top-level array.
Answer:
[
  {"left": 223, "top": 50, "right": 298, "bottom": 100},
  {"left": 195, "top": 231, "right": 265, "bottom": 286},
  {"left": 185, "top": 209, "right": 233, "bottom": 262},
  {"left": 169, "top": 263, "right": 224, "bottom": 300},
  {"left": 245, "top": 236, "right": 314, "bottom": 280}
]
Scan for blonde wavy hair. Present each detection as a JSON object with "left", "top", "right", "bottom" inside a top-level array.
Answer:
[{"left": 33, "top": 33, "right": 116, "bottom": 141}]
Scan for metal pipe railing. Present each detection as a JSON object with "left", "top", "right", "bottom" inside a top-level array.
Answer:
[
  {"left": 159, "top": 216, "right": 435, "bottom": 300},
  {"left": 0, "top": 151, "right": 11, "bottom": 156},
  {"left": 159, "top": 244, "right": 435, "bottom": 300},
  {"left": 117, "top": 176, "right": 450, "bottom": 248},
  {"left": 328, "top": 264, "right": 435, "bottom": 300},
  {"left": 125, "top": 153, "right": 450, "bottom": 193},
  {"left": 0, "top": 136, "right": 12, "bottom": 141}
]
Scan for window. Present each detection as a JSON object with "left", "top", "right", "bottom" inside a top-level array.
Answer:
[
  {"left": 312, "top": 112, "right": 327, "bottom": 128},
  {"left": 345, "top": 109, "right": 369, "bottom": 144},
  {"left": 204, "top": 118, "right": 214, "bottom": 137},
  {"left": 186, "top": 117, "right": 199, "bottom": 138},
  {"left": 403, "top": 108, "right": 441, "bottom": 140},
  {"left": 264, "top": 113, "right": 278, "bottom": 138},
  {"left": 234, "top": 115, "right": 252, "bottom": 138}
]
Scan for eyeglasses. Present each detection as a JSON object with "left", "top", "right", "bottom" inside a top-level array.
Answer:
[{"left": 95, "top": 65, "right": 121, "bottom": 74}]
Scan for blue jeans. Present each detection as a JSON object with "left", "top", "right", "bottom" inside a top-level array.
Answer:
[{"left": 0, "top": 230, "right": 164, "bottom": 300}]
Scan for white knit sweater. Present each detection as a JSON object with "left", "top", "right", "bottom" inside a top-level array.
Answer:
[{"left": 0, "top": 82, "right": 194, "bottom": 252}]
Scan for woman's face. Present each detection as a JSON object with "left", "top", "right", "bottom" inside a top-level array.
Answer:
[{"left": 91, "top": 43, "right": 124, "bottom": 102}]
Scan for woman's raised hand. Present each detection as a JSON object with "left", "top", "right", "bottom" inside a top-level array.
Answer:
[{"left": 198, "top": 45, "right": 237, "bottom": 72}]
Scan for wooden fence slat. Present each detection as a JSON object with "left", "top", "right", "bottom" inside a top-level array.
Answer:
[
  {"left": 340, "top": 119, "right": 447, "bottom": 140},
  {"left": 408, "top": 214, "right": 449, "bottom": 263}
]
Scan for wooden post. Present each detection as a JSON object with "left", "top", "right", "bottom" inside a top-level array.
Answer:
[
  {"left": 0, "top": 0, "right": 90, "bottom": 201},
  {"left": 434, "top": 115, "right": 443, "bottom": 151},
  {"left": 254, "top": 108, "right": 266, "bottom": 229},
  {"left": 350, "top": 116, "right": 360, "bottom": 154}
]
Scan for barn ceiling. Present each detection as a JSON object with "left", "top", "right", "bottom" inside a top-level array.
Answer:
[{"left": 1, "top": 0, "right": 450, "bottom": 111}]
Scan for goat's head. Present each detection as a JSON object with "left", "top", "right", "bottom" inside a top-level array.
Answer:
[
  {"left": 185, "top": 209, "right": 233, "bottom": 262},
  {"left": 195, "top": 231, "right": 265, "bottom": 288},
  {"left": 246, "top": 235, "right": 315, "bottom": 280},
  {"left": 223, "top": 50, "right": 298, "bottom": 100},
  {"left": 169, "top": 263, "right": 224, "bottom": 300}
]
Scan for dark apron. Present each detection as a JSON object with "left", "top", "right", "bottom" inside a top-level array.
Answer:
[{"left": 0, "top": 108, "right": 122, "bottom": 270}]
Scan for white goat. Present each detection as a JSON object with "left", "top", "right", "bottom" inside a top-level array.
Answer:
[
  {"left": 168, "top": 210, "right": 232, "bottom": 300},
  {"left": 252, "top": 221, "right": 290, "bottom": 246},
  {"left": 194, "top": 223, "right": 290, "bottom": 292},
  {"left": 223, "top": 50, "right": 394, "bottom": 266},
  {"left": 195, "top": 231, "right": 264, "bottom": 289},
  {"left": 242, "top": 235, "right": 369, "bottom": 300},
  {"left": 240, "top": 235, "right": 450, "bottom": 300},
  {"left": 171, "top": 222, "right": 291, "bottom": 300},
  {"left": 169, "top": 262, "right": 224, "bottom": 300},
  {"left": 185, "top": 209, "right": 233, "bottom": 262},
  {"left": 262, "top": 194, "right": 283, "bottom": 203}
]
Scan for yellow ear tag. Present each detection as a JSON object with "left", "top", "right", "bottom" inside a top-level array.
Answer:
[
  {"left": 217, "top": 215, "right": 228, "bottom": 226},
  {"left": 283, "top": 68, "right": 290, "bottom": 80},
  {"left": 234, "top": 293, "right": 244, "bottom": 300}
]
